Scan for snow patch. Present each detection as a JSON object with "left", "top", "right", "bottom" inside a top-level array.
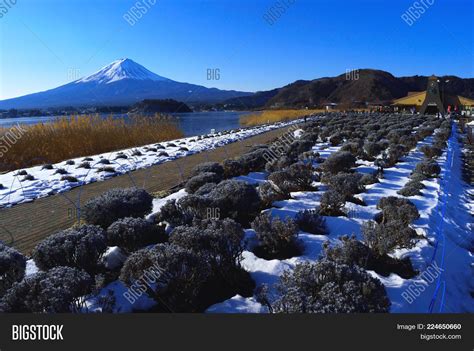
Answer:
[{"left": 76, "top": 58, "right": 170, "bottom": 84}]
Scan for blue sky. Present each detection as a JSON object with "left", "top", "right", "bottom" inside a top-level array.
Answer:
[{"left": 0, "top": 0, "right": 472, "bottom": 100}]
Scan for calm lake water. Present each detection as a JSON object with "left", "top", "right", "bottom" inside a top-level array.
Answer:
[{"left": 0, "top": 111, "right": 252, "bottom": 137}]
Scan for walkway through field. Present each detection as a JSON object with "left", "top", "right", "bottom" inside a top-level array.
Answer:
[{"left": 427, "top": 123, "right": 474, "bottom": 313}]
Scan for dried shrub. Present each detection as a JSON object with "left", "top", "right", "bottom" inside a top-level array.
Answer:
[
  {"left": 325, "top": 173, "right": 365, "bottom": 199},
  {"left": 170, "top": 219, "right": 244, "bottom": 270},
  {"left": 271, "top": 260, "right": 390, "bottom": 313},
  {"left": 399, "top": 135, "right": 418, "bottom": 150},
  {"left": 106, "top": 217, "right": 167, "bottom": 253},
  {"left": 32, "top": 225, "right": 107, "bottom": 272},
  {"left": 185, "top": 172, "right": 222, "bottom": 194},
  {"left": 258, "top": 181, "right": 288, "bottom": 207},
  {"left": 170, "top": 219, "right": 254, "bottom": 305},
  {"left": 299, "top": 131, "right": 318, "bottom": 143},
  {"left": 206, "top": 180, "right": 261, "bottom": 225},
  {"left": 0, "top": 243, "right": 27, "bottom": 297},
  {"left": 323, "top": 236, "right": 373, "bottom": 268},
  {"left": 251, "top": 214, "right": 301, "bottom": 259},
  {"left": 268, "top": 171, "right": 298, "bottom": 195},
  {"left": 414, "top": 160, "right": 441, "bottom": 178},
  {"left": 384, "top": 144, "right": 407, "bottom": 167},
  {"left": 323, "top": 236, "right": 416, "bottom": 278},
  {"left": 237, "top": 149, "right": 268, "bottom": 173},
  {"left": 329, "top": 133, "right": 343, "bottom": 146},
  {"left": 77, "top": 161, "right": 91, "bottom": 169},
  {"left": 319, "top": 190, "right": 346, "bottom": 217},
  {"left": 299, "top": 150, "right": 318, "bottom": 162},
  {"left": 194, "top": 182, "right": 217, "bottom": 195},
  {"left": 61, "top": 175, "right": 79, "bottom": 182},
  {"left": 119, "top": 243, "right": 210, "bottom": 312},
  {"left": 156, "top": 199, "right": 195, "bottom": 227},
  {"left": 20, "top": 174, "right": 35, "bottom": 181},
  {"left": 83, "top": 188, "right": 153, "bottom": 228},
  {"left": 420, "top": 145, "right": 442, "bottom": 159},
  {"left": 321, "top": 152, "right": 356, "bottom": 174},
  {"left": 418, "top": 127, "right": 435, "bottom": 138},
  {"left": 362, "top": 220, "right": 417, "bottom": 256},
  {"left": 96, "top": 166, "right": 116, "bottom": 173},
  {"left": 177, "top": 180, "right": 261, "bottom": 226},
  {"left": 359, "top": 173, "right": 379, "bottom": 185},
  {"left": 363, "top": 142, "right": 382, "bottom": 159},
  {"left": 397, "top": 180, "right": 424, "bottom": 197},
  {"left": 377, "top": 197, "right": 420, "bottom": 224},
  {"left": 340, "top": 142, "right": 361, "bottom": 156},
  {"left": 387, "top": 130, "right": 404, "bottom": 144},
  {"left": 410, "top": 172, "right": 428, "bottom": 182},
  {"left": 286, "top": 140, "right": 314, "bottom": 159},
  {"left": 295, "top": 210, "right": 327, "bottom": 235},
  {"left": 286, "top": 163, "right": 315, "bottom": 190},
  {"left": 0, "top": 267, "right": 93, "bottom": 313},
  {"left": 223, "top": 159, "right": 245, "bottom": 178},
  {"left": 265, "top": 156, "right": 293, "bottom": 173},
  {"left": 54, "top": 168, "right": 68, "bottom": 175},
  {"left": 435, "top": 128, "right": 451, "bottom": 143}
]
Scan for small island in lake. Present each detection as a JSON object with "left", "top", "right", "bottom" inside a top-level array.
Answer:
[{"left": 129, "top": 99, "right": 192, "bottom": 114}]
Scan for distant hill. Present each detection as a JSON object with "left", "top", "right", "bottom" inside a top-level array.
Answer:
[
  {"left": 129, "top": 99, "right": 192, "bottom": 113},
  {"left": 223, "top": 88, "right": 280, "bottom": 109},
  {"left": 223, "top": 69, "right": 474, "bottom": 109}
]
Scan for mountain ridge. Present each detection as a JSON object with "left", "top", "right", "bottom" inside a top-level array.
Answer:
[
  {"left": 224, "top": 69, "right": 474, "bottom": 109},
  {"left": 0, "top": 59, "right": 252, "bottom": 109},
  {"left": 2, "top": 62, "right": 473, "bottom": 110}
]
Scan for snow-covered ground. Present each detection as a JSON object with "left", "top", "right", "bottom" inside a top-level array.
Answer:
[
  {"left": 419, "top": 124, "right": 473, "bottom": 313},
  {"left": 207, "top": 123, "right": 473, "bottom": 313},
  {"left": 0, "top": 118, "right": 305, "bottom": 208},
  {"left": 27, "top": 121, "right": 472, "bottom": 314}
]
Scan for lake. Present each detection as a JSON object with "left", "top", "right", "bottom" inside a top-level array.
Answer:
[{"left": 0, "top": 111, "right": 252, "bottom": 137}]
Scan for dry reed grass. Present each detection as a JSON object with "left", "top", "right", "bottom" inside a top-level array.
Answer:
[
  {"left": 240, "top": 109, "right": 323, "bottom": 126},
  {"left": 0, "top": 114, "right": 183, "bottom": 172}
]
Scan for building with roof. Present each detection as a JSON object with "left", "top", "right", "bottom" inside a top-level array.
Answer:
[{"left": 392, "top": 75, "right": 474, "bottom": 115}]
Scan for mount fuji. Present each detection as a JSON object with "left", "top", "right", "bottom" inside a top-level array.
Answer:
[{"left": 0, "top": 59, "right": 253, "bottom": 109}]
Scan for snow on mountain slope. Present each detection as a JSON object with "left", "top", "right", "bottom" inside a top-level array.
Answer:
[
  {"left": 0, "top": 59, "right": 253, "bottom": 109},
  {"left": 76, "top": 58, "right": 171, "bottom": 84}
]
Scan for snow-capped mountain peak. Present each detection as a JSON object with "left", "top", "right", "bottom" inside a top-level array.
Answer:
[
  {"left": 0, "top": 58, "right": 252, "bottom": 109},
  {"left": 76, "top": 58, "right": 171, "bottom": 84}
]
